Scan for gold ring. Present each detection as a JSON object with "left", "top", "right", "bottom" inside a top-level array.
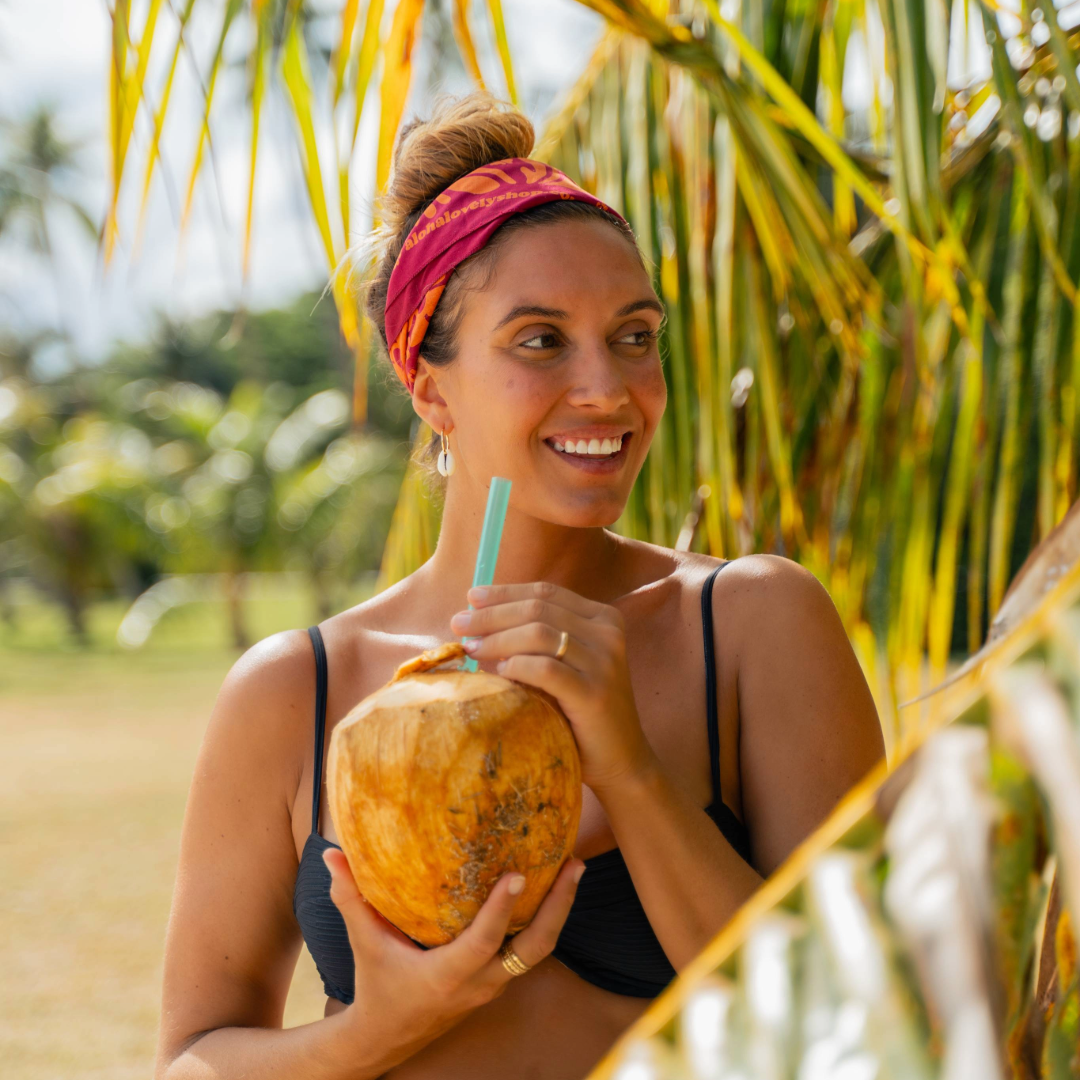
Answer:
[
  {"left": 554, "top": 630, "right": 570, "bottom": 661},
  {"left": 499, "top": 939, "right": 532, "bottom": 976}
]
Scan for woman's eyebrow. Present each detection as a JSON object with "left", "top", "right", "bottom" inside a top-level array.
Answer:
[
  {"left": 493, "top": 298, "right": 664, "bottom": 331},
  {"left": 615, "top": 299, "right": 665, "bottom": 318},
  {"left": 493, "top": 305, "right": 569, "bottom": 330}
]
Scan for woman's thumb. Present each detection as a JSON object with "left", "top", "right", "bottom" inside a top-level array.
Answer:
[
  {"left": 323, "top": 849, "right": 379, "bottom": 942},
  {"left": 323, "top": 848, "right": 417, "bottom": 954}
]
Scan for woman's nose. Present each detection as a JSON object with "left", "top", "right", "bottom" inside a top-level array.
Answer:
[{"left": 565, "top": 343, "right": 632, "bottom": 410}]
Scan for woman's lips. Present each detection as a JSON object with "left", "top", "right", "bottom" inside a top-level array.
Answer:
[{"left": 544, "top": 433, "right": 632, "bottom": 474}]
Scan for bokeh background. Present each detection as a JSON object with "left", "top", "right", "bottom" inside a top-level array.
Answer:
[{"left": 2, "top": 0, "right": 1076, "bottom": 1076}]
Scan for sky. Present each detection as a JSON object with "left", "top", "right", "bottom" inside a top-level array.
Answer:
[{"left": 0, "top": 0, "right": 605, "bottom": 369}]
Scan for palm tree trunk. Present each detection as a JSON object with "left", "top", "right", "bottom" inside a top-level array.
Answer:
[
  {"left": 63, "top": 590, "right": 87, "bottom": 645},
  {"left": 311, "top": 572, "right": 333, "bottom": 623},
  {"left": 0, "top": 578, "right": 16, "bottom": 632},
  {"left": 224, "top": 572, "right": 249, "bottom": 651}
]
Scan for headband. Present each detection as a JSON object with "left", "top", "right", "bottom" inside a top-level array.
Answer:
[{"left": 383, "top": 157, "right": 630, "bottom": 392}]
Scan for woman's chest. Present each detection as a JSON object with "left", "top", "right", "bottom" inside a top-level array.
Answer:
[{"left": 291, "top": 590, "right": 729, "bottom": 860}]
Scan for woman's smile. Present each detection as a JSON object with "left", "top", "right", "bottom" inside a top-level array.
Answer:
[{"left": 543, "top": 430, "right": 633, "bottom": 475}]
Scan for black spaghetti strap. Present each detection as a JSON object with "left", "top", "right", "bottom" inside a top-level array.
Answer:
[
  {"left": 700, "top": 562, "right": 729, "bottom": 806},
  {"left": 307, "top": 625, "right": 329, "bottom": 835}
]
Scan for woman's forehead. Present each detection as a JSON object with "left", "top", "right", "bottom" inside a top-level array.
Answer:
[
  {"left": 472, "top": 218, "right": 658, "bottom": 318},
  {"left": 494, "top": 214, "right": 642, "bottom": 267}
]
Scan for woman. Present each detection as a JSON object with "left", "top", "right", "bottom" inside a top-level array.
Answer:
[{"left": 156, "top": 93, "right": 884, "bottom": 1080}]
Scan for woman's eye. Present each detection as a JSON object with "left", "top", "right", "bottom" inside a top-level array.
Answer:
[
  {"left": 518, "top": 332, "right": 562, "bottom": 350},
  {"left": 516, "top": 328, "right": 657, "bottom": 351},
  {"left": 615, "top": 329, "right": 658, "bottom": 348}
]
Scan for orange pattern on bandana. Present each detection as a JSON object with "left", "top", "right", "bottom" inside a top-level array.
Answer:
[{"left": 383, "top": 158, "right": 629, "bottom": 392}]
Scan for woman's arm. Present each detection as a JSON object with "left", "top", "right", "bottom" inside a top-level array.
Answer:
[
  {"left": 592, "top": 555, "right": 885, "bottom": 969},
  {"left": 156, "top": 631, "right": 586, "bottom": 1080},
  {"left": 733, "top": 556, "right": 886, "bottom": 870},
  {"left": 454, "top": 556, "right": 885, "bottom": 974},
  {"left": 155, "top": 630, "right": 366, "bottom": 1078},
  {"left": 589, "top": 765, "right": 763, "bottom": 972}
]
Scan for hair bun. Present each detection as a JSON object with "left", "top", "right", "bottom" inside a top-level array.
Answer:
[
  {"left": 380, "top": 91, "right": 535, "bottom": 238},
  {"left": 356, "top": 91, "right": 535, "bottom": 352}
]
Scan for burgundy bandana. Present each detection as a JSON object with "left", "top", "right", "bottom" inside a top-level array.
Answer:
[{"left": 383, "top": 157, "right": 629, "bottom": 392}]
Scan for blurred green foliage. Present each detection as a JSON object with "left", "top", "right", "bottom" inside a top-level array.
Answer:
[{"left": 0, "top": 291, "right": 413, "bottom": 648}]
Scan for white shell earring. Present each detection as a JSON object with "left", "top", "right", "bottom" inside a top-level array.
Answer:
[{"left": 437, "top": 430, "right": 456, "bottom": 477}]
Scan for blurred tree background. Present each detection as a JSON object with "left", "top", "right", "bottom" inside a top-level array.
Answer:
[{"left": 0, "top": 281, "right": 412, "bottom": 648}]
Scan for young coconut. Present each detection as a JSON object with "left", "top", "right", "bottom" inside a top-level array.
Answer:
[{"left": 327, "top": 642, "right": 582, "bottom": 947}]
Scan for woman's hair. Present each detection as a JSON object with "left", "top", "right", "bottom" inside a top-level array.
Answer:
[{"left": 354, "top": 91, "right": 642, "bottom": 471}]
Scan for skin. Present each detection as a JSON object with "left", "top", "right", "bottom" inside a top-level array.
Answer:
[{"left": 156, "top": 217, "right": 885, "bottom": 1080}]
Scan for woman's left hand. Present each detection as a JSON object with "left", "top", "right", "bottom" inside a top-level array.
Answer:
[{"left": 450, "top": 582, "right": 657, "bottom": 794}]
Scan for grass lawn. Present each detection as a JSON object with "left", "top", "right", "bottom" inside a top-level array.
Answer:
[{"left": 0, "top": 579, "right": 372, "bottom": 1080}]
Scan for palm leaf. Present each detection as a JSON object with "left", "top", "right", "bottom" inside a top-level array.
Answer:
[
  {"left": 132, "top": 0, "right": 197, "bottom": 260},
  {"left": 177, "top": 0, "right": 244, "bottom": 244},
  {"left": 484, "top": 0, "right": 518, "bottom": 105},
  {"left": 340, "top": 0, "right": 386, "bottom": 242},
  {"left": 242, "top": 1, "right": 273, "bottom": 281},
  {"left": 377, "top": 0, "right": 426, "bottom": 194},
  {"left": 451, "top": 0, "right": 487, "bottom": 89},
  {"left": 282, "top": 17, "right": 337, "bottom": 271}
]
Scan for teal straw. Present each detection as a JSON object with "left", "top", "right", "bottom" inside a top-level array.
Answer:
[{"left": 461, "top": 476, "right": 512, "bottom": 672}]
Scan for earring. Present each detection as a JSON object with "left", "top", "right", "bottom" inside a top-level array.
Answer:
[{"left": 437, "top": 429, "right": 456, "bottom": 477}]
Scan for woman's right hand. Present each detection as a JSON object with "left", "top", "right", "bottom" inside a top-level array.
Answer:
[{"left": 322, "top": 848, "right": 586, "bottom": 1072}]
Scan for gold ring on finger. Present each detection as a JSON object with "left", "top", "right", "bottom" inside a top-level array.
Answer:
[
  {"left": 554, "top": 630, "right": 570, "bottom": 661},
  {"left": 499, "top": 939, "right": 532, "bottom": 977}
]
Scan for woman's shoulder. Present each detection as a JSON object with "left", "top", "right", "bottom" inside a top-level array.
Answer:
[
  {"left": 206, "top": 629, "right": 322, "bottom": 757},
  {"left": 214, "top": 602, "right": 383, "bottom": 713},
  {"left": 614, "top": 534, "right": 808, "bottom": 587},
  {"left": 615, "top": 539, "right": 830, "bottom": 636},
  {"left": 692, "top": 551, "right": 837, "bottom": 644}
]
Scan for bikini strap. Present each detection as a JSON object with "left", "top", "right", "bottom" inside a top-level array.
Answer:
[
  {"left": 307, "top": 625, "right": 329, "bottom": 835},
  {"left": 700, "top": 562, "right": 729, "bottom": 806}
]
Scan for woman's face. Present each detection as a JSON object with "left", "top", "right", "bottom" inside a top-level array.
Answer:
[{"left": 419, "top": 217, "right": 667, "bottom": 528}]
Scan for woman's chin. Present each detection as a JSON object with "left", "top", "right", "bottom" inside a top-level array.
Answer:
[{"left": 537, "top": 489, "right": 628, "bottom": 529}]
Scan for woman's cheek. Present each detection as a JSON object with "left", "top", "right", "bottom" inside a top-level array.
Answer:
[
  {"left": 510, "top": 368, "right": 566, "bottom": 419},
  {"left": 635, "top": 359, "right": 668, "bottom": 424}
]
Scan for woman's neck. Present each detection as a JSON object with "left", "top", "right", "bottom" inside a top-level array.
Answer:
[{"left": 425, "top": 481, "right": 624, "bottom": 605}]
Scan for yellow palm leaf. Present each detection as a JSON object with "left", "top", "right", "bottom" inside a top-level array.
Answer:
[
  {"left": 484, "top": 0, "right": 518, "bottom": 105},
  {"left": 282, "top": 18, "right": 338, "bottom": 272},
  {"left": 451, "top": 0, "right": 487, "bottom": 89},
  {"left": 242, "top": 3, "right": 273, "bottom": 281},
  {"left": 332, "top": 0, "right": 365, "bottom": 107},
  {"left": 177, "top": 0, "right": 243, "bottom": 246},
  {"left": 131, "top": 0, "right": 197, "bottom": 261},
  {"left": 376, "top": 0, "right": 425, "bottom": 195}
]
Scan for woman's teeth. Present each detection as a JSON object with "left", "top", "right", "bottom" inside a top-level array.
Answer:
[{"left": 552, "top": 436, "right": 623, "bottom": 456}]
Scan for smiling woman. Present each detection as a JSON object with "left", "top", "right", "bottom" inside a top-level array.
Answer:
[{"left": 154, "top": 92, "right": 885, "bottom": 1080}]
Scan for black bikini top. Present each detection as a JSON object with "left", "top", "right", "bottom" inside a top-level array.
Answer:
[{"left": 293, "top": 561, "right": 751, "bottom": 1001}]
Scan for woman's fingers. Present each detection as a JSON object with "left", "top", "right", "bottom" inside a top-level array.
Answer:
[
  {"left": 438, "top": 871, "right": 527, "bottom": 981},
  {"left": 468, "top": 581, "right": 607, "bottom": 620},
  {"left": 323, "top": 848, "right": 420, "bottom": 957},
  {"left": 489, "top": 858, "right": 585, "bottom": 972},
  {"left": 453, "top": 597, "right": 593, "bottom": 641},
  {"left": 495, "top": 652, "right": 585, "bottom": 697},
  {"left": 463, "top": 622, "right": 585, "bottom": 671}
]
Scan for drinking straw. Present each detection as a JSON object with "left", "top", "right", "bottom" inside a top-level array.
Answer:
[{"left": 461, "top": 476, "right": 512, "bottom": 672}]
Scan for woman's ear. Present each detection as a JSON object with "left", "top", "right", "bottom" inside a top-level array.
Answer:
[{"left": 411, "top": 360, "right": 453, "bottom": 435}]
